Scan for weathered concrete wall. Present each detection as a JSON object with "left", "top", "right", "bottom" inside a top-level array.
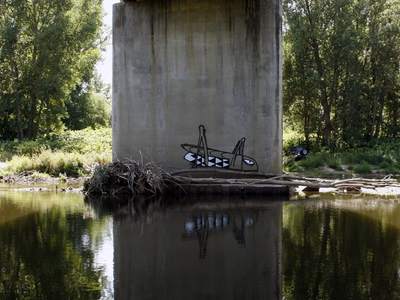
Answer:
[{"left": 113, "top": 0, "right": 282, "bottom": 173}]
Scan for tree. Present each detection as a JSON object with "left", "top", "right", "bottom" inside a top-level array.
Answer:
[
  {"left": 0, "top": 0, "right": 104, "bottom": 140},
  {"left": 64, "top": 72, "right": 111, "bottom": 130},
  {"left": 283, "top": 0, "right": 400, "bottom": 149}
]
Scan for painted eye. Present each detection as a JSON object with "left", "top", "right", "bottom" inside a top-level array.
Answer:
[
  {"left": 244, "top": 159, "right": 255, "bottom": 165},
  {"left": 185, "top": 221, "right": 195, "bottom": 233},
  {"left": 184, "top": 152, "right": 196, "bottom": 162}
]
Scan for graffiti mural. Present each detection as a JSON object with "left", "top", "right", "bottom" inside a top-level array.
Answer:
[{"left": 181, "top": 125, "right": 259, "bottom": 172}]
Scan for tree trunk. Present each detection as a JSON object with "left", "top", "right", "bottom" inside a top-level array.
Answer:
[{"left": 304, "top": 0, "right": 332, "bottom": 147}]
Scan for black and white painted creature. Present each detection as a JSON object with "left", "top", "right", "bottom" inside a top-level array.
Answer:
[{"left": 181, "top": 125, "right": 259, "bottom": 172}]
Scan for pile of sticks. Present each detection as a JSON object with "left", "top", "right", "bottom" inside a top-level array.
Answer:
[
  {"left": 84, "top": 160, "right": 399, "bottom": 197},
  {"left": 169, "top": 174, "right": 400, "bottom": 193},
  {"left": 84, "top": 160, "right": 165, "bottom": 196}
]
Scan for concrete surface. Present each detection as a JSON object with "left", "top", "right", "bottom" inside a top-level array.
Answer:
[{"left": 113, "top": 0, "right": 282, "bottom": 174}]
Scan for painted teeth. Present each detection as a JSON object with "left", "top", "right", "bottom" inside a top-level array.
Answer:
[{"left": 184, "top": 152, "right": 230, "bottom": 168}]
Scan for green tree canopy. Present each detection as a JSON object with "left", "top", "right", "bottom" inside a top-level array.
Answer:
[
  {"left": 283, "top": 0, "right": 400, "bottom": 149},
  {"left": 0, "top": 0, "right": 104, "bottom": 140}
]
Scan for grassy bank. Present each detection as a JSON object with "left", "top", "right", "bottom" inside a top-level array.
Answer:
[
  {"left": 0, "top": 128, "right": 112, "bottom": 178},
  {"left": 284, "top": 140, "right": 400, "bottom": 177}
]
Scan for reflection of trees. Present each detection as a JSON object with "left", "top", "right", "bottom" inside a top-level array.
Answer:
[
  {"left": 283, "top": 204, "right": 400, "bottom": 300},
  {"left": 0, "top": 209, "right": 103, "bottom": 299}
]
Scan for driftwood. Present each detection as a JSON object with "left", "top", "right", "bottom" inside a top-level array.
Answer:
[
  {"left": 171, "top": 176, "right": 333, "bottom": 188},
  {"left": 168, "top": 174, "right": 400, "bottom": 194},
  {"left": 84, "top": 160, "right": 399, "bottom": 197}
]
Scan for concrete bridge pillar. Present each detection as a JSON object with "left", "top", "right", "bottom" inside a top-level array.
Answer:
[{"left": 113, "top": 0, "right": 282, "bottom": 174}]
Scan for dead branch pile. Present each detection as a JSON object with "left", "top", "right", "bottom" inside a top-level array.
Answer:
[
  {"left": 169, "top": 174, "right": 400, "bottom": 193},
  {"left": 83, "top": 159, "right": 399, "bottom": 198},
  {"left": 83, "top": 160, "right": 165, "bottom": 197},
  {"left": 279, "top": 175, "right": 400, "bottom": 192}
]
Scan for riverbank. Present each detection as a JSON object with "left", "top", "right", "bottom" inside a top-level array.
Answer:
[
  {"left": 2, "top": 128, "right": 399, "bottom": 179},
  {"left": 0, "top": 128, "right": 111, "bottom": 178},
  {"left": 1, "top": 169, "right": 399, "bottom": 197},
  {"left": 0, "top": 171, "right": 85, "bottom": 185},
  {"left": 0, "top": 171, "right": 85, "bottom": 193},
  {"left": 1, "top": 129, "right": 399, "bottom": 197},
  {"left": 284, "top": 140, "right": 400, "bottom": 177}
]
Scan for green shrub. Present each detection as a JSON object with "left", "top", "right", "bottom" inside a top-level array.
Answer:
[
  {"left": 326, "top": 155, "right": 342, "bottom": 170},
  {"left": 362, "top": 152, "right": 385, "bottom": 165},
  {"left": 379, "top": 161, "right": 400, "bottom": 174},
  {"left": 42, "top": 128, "right": 112, "bottom": 154},
  {"left": 64, "top": 92, "right": 111, "bottom": 131},
  {"left": 284, "top": 161, "right": 303, "bottom": 172},
  {"left": 297, "top": 153, "right": 327, "bottom": 170},
  {"left": 353, "top": 162, "right": 372, "bottom": 174},
  {"left": 13, "top": 140, "right": 45, "bottom": 156},
  {"left": 0, "top": 128, "right": 111, "bottom": 157},
  {"left": 341, "top": 151, "right": 364, "bottom": 165},
  {"left": 61, "top": 128, "right": 109, "bottom": 153},
  {"left": 379, "top": 161, "right": 392, "bottom": 169}
]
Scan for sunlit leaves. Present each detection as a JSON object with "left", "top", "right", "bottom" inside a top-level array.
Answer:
[{"left": 0, "top": 0, "right": 104, "bottom": 139}]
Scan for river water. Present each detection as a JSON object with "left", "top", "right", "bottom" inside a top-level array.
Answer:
[{"left": 1, "top": 191, "right": 400, "bottom": 300}]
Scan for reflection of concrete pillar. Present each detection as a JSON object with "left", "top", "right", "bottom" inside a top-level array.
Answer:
[
  {"left": 113, "top": 0, "right": 282, "bottom": 174},
  {"left": 113, "top": 202, "right": 282, "bottom": 299}
]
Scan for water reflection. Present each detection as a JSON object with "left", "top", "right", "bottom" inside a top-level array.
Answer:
[
  {"left": 3, "top": 191, "right": 400, "bottom": 300},
  {"left": 0, "top": 192, "right": 113, "bottom": 300},
  {"left": 183, "top": 213, "right": 256, "bottom": 258},
  {"left": 113, "top": 198, "right": 283, "bottom": 300},
  {"left": 283, "top": 199, "right": 400, "bottom": 300}
]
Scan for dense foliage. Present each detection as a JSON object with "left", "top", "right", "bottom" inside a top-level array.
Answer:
[
  {"left": 0, "top": 0, "right": 108, "bottom": 140},
  {"left": 283, "top": 0, "right": 400, "bottom": 149}
]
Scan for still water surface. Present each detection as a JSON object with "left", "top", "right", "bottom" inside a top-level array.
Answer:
[{"left": 0, "top": 191, "right": 400, "bottom": 300}]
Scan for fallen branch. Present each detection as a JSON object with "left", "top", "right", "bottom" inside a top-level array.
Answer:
[
  {"left": 170, "top": 176, "right": 333, "bottom": 188},
  {"left": 170, "top": 174, "right": 400, "bottom": 193}
]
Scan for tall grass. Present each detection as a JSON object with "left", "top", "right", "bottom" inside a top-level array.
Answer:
[
  {"left": 3, "top": 151, "right": 111, "bottom": 177},
  {"left": 0, "top": 128, "right": 112, "bottom": 177},
  {"left": 0, "top": 128, "right": 111, "bottom": 161}
]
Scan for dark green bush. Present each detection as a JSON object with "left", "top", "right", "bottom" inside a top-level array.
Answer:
[{"left": 353, "top": 162, "right": 372, "bottom": 174}]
